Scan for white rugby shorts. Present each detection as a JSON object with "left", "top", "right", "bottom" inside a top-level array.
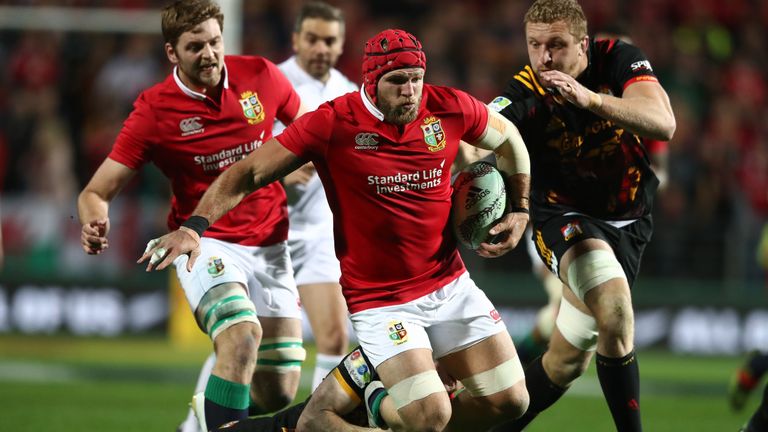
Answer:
[
  {"left": 288, "top": 228, "right": 341, "bottom": 286},
  {"left": 174, "top": 237, "right": 301, "bottom": 319},
  {"left": 350, "top": 272, "right": 507, "bottom": 368}
]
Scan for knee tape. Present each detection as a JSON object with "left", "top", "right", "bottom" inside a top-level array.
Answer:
[
  {"left": 461, "top": 357, "right": 525, "bottom": 397},
  {"left": 555, "top": 298, "right": 598, "bottom": 351},
  {"left": 388, "top": 369, "right": 445, "bottom": 410},
  {"left": 257, "top": 337, "right": 306, "bottom": 373},
  {"left": 196, "top": 284, "right": 259, "bottom": 340},
  {"left": 566, "top": 249, "right": 626, "bottom": 301}
]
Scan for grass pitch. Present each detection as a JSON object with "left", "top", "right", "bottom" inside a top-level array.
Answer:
[{"left": 0, "top": 334, "right": 758, "bottom": 431}]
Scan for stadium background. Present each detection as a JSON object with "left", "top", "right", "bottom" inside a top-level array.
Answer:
[{"left": 0, "top": 0, "right": 766, "bottom": 430}]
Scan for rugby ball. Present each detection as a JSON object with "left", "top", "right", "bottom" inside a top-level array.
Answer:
[{"left": 451, "top": 161, "right": 507, "bottom": 249}]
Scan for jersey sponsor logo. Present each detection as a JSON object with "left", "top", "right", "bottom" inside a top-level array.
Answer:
[
  {"left": 630, "top": 60, "right": 653, "bottom": 72},
  {"left": 422, "top": 116, "right": 446, "bottom": 152},
  {"left": 488, "top": 96, "right": 512, "bottom": 112},
  {"left": 207, "top": 257, "right": 225, "bottom": 277},
  {"left": 367, "top": 163, "right": 444, "bottom": 195},
  {"left": 239, "top": 91, "right": 265, "bottom": 125},
  {"left": 560, "top": 221, "right": 583, "bottom": 242},
  {"left": 354, "top": 132, "right": 380, "bottom": 150},
  {"left": 343, "top": 347, "right": 372, "bottom": 390},
  {"left": 179, "top": 116, "right": 204, "bottom": 136},
  {"left": 388, "top": 320, "right": 408, "bottom": 345},
  {"left": 193, "top": 139, "right": 263, "bottom": 172}
]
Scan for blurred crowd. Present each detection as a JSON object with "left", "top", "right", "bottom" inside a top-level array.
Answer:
[{"left": 0, "top": 0, "right": 766, "bottom": 290}]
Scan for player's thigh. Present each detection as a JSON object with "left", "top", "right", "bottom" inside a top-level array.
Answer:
[
  {"left": 298, "top": 282, "right": 347, "bottom": 331},
  {"left": 426, "top": 273, "right": 508, "bottom": 359},
  {"left": 174, "top": 238, "right": 253, "bottom": 323},
  {"left": 438, "top": 331, "right": 526, "bottom": 408},
  {"left": 298, "top": 282, "right": 348, "bottom": 351},
  {"left": 246, "top": 241, "right": 303, "bottom": 320},
  {"left": 377, "top": 348, "right": 452, "bottom": 427},
  {"left": 290, "top": 233, "right": 341, "bottom": 287}
]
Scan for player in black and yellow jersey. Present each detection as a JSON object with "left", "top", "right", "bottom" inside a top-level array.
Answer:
[
  {"left": 214, "top": 346, "right": 376, "bottom": 432},
  {"left": 488, "top": 0, "right": 675, "bottom": 431}
]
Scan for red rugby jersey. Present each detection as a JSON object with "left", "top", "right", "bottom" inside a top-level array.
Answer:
[
  {"left": 277, "top": 84, "right": 489, "bottom": 313},
  {"left": 109, "top": 55, "right": 300, "bottom": 246}
]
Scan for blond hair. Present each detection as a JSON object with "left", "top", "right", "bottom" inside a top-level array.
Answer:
[{"left": 524, "top": 0, "right": 588, "bottom": 40}]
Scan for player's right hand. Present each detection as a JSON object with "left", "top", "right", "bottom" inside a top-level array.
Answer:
[
  {"left": 81, "top": 218, "right": 110, "bottom": 255},
  {"left": 137, "top": 227, "right": 201, "bottom": 272}
]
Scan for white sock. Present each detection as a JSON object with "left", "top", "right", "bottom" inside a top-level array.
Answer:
[
  {"left": 312, "top": 353, "right": 346, "bottom": 391},
  {"left": 180, "top": 352, "right": 216, "bottom": 432}
]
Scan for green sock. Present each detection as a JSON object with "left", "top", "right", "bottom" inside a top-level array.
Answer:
[{"left": 205, "top": 374, "right": 250, "bottom": 410}]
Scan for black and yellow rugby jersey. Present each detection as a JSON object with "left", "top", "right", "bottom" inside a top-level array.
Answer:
[{"left": 490, "top": 38, "right": 660, "bottom": 222}]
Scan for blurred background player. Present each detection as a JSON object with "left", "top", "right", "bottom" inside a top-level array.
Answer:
[
  {"left": 731, "top": 228, "right": 768, "bottom": 431},
  {"left": 731, "top": 351, "right": 768, "bottom": 412},
  {"left": 277, "top": 1, "right": 356, "bottom": 391},
  {"left": 488, "top": 0, "right": 676, "bottom": 430},
  {"left": 77, "top": 1, "right": 308, "bottom": 430},
  {"left": 179, "top": 4, "right": 354, "bottom": 430}
]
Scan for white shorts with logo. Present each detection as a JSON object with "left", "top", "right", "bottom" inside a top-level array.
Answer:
[
  {"left": 174, "top": 237, "right": 301, "bottom": 320},
  {"left": 349, "top": 272, "right": 506, "bottom": 368},
  {"left": 288, "top": 227, "right": 341, "bottom": 286}
]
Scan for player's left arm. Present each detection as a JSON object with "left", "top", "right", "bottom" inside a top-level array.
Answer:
[
  {"left": 138, "top": 139, "right": 304, "bottom": 271},
  {"left": 298, "top": 370, "right": 382, "bottom": 431},
  {"left": 539, "top": 70, "right": 676, "bottom": 141},
  {"left": 467, "top": 107, "right": 531, "bottom": 258}
]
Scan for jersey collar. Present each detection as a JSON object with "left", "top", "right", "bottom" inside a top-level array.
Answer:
[
  {"left": 173, "top": 62, "right": 230, "bottom": 100},
  {"left": 360, "top": 85, "right": 384, "bottom": 121}
]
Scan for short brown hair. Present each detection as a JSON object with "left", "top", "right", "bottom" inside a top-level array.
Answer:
[
  {"left": 293, "top": 1, "right": 345, "bottom": 34},
  {"left": 524, "top": 0, "right": 588, "bottom": 40},
  {"left": 161, "top": 0, "right": 224, "bottom": 48}
]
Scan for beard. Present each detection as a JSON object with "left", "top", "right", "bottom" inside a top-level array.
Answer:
[
  {"left": 378, "top": 95, "right": 421, "bottom": 125},
  {"left": 180, "top": 60, "right": 221, "bottom": 90}
]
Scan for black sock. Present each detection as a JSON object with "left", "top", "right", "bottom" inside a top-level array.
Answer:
[
  {"left": 204, "top": 399, "right": 248, "bottom": 431},
  {"left": 489, "top": 355, "right": 567, "bottom": 432},
  {"left": 596, "top": 351, "right": 642, "bottom": 432},
  {"left": 748, "top": 384, "right": 768, "bottom": 431}
]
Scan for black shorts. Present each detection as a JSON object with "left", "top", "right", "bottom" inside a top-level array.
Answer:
[{"left": 531, "top": 214, "right": 653, "bottom": 288}]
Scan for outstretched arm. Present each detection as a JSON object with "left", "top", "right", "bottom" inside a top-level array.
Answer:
[
  {"left": 468, "top": 107, "right": 531, "bottom": 258},
  {"left": 298, "top": 371, "right": 383, "bottom": 432},
  {"left": 77, "top": 159, "right": 136, "bottom": 255},
  {"left": 139, "top": 138, "right": 303, "bottom": 271}
]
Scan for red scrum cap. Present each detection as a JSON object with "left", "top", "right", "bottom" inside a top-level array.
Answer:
[{"left": 362, "top": 29, "right": 426, "bottom": 104}]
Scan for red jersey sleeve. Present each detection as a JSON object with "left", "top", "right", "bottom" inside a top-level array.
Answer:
[
  {"left": 275, "top": 103, "right": 334, "bottom": 159},
  {"left": 108, "top": 92, "right": 156, "bottom": 169},
  {"left": 455, "top": 89, "right": 489, "bottom": 143},
  {"left": 265, "top": 60, "right": 301, "bottom": 126}
]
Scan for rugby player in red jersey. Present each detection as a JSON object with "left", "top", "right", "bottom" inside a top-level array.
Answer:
[
  {"left": 78, "top": 1, "right": 309, "bottom": 430},
  {"left": 142, "top": 29, "right": 533, "bottom": 431}
]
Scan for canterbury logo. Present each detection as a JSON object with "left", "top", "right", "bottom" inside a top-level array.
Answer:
[
  {"left": 354, "top": 132, "right": 379, "bottom": 149},
  {"left": 179, "top": 117, "right": 204, "bottom": 136}
]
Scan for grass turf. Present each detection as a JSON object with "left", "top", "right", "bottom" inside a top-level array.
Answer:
[{"left": 0, "top": 334, "right": 759, "bottom": 431}]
